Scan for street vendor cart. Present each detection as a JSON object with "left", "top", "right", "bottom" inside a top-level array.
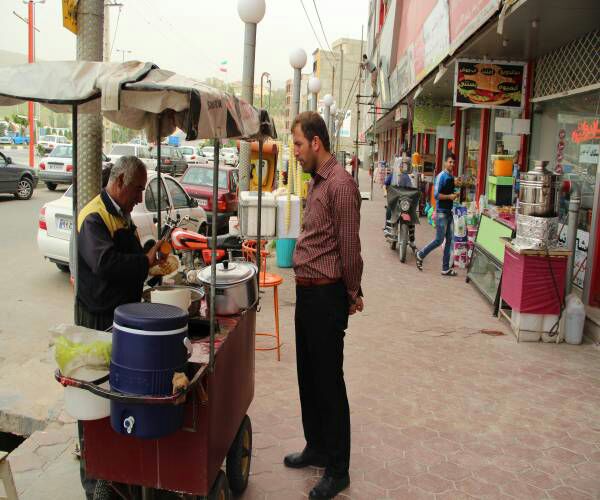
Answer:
[{"left": 0, "top": 61, "right": 276, "bottom": 498}]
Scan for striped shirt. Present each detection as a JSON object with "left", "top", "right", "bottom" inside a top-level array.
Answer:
[{"left": 293, "top": 155, "right": 363, "bottom": 302}]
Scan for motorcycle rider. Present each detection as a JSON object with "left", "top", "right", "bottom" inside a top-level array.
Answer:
[{"left": 384, "top": 156, "right": 417, "bottom": 246}]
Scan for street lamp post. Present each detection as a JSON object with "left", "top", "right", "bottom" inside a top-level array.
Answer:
[
  {"left": 322, "top": 93, "right": 334, "bottom": 136},
  {"left": 330, "top": 102, "right": 337, "bottom": 147},
  {"left": 260, "top": 71, "right": 271, "bottom": 109},
  {"left": 308, "top": 76, "right": 321, "bottom": 112},
  {"left": 237, "top": 0, "right": 266, "bottom": 191},
  {"left": 289, "top": 48, "right": 307, "bottom": 120}
]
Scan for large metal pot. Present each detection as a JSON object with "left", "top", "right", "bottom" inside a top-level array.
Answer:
[
  {"left": 518, "top": 160, "right": 559, "bottom": 217},
  {"left": 197, "top": 261, "right": 258, "bottom": 316}
]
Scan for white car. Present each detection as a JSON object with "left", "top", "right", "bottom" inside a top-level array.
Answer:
[
  {"left": 37, "top": 172, "right": 208, "bottom": 273},
  {"left": 109, "top": 143, "right": 156, "bottom": 170},
  {"left": 201, "top": 146, "right": 215, "bottom": 161},
  {"left": 38, "top": 135, "right": 70, "bottom": 155},
  {"left": 221, "top": 147, "right": 238, "bottom": 166},
  {"left": 179, "top": 146, "right": 209, "bottom": 166},
  {"left": 39, "top": 144, "right": 112, "bottom": 190}
]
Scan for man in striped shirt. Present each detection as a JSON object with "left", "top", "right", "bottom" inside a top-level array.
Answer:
[{"left": 283, "top": 111, "right": 364, "bottom": 499}]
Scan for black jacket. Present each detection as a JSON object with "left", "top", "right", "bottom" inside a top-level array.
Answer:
[{"left": 76, "top": 190, "right": 149, "bottom": 314}]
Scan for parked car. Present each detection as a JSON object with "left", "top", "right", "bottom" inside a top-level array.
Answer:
[
  {"left": 129, "top": 137, "right": 148, "bottom": 145},
  {"left": 0, "top": 151, "right": 39, "bottom": 200},
  {"left": 39, "top": 144, "right": 112, "bottom": 190},
  {"left": 108, "top": 143, "right": 156, "bottom": 170},
  {"left": 38, "top": 135, "right": 70, "bottom": 154},
  {"left": 0, "top": 135, "right": 13, "bottom": 145},
  {"left": 201, "top": 146, "right": 215, "bottom": 161},
  {"left": 179, "top": 145, "right": 208, "bottom": 166},
  {"left": 179, "top": 164, "right": 239, "bottom": 234},
  {"left": 221, "top": 147, "right": 238, "bottom": 166},
  {"left": 37, "top": 172, "right": 207, "bottom": 273},
  {"left": 151, "top": 145, "right": 188, "bottom": 176}
]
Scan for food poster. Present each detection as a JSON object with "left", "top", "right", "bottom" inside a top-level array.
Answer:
[
  {"left": 454, "top": 60, "right": 526, "bottom": 110},
  {"left": 559, "top": 227, "right": 589, "bottom": 290}
]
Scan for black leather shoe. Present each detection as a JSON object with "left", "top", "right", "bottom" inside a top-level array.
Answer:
[
  {"left": 309, "top": 473, "right": 350, "bottom": 499},
  {"left": 284, "top": 449, "right": 329, "bottom": 468}
]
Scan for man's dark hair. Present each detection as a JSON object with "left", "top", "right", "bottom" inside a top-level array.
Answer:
[
  {"left": 445, "top": 152, "right": 456, "bottom": 162},
  {"left": 291, "top": 111, "right": 330, "bottom": 152}
]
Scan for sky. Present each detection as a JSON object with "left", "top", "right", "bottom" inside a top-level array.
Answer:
[{"left": 1, "top": 0, "right": 369, "bottom": 88}]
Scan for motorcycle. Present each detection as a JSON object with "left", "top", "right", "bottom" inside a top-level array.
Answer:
[
  {"left": 384, "top": 185, "right": 420, "bottom": 263},
  {"left": 152, "top": 214, "right": 243, "bottom": 283}
]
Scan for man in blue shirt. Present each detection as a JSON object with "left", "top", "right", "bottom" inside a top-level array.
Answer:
[{"left": 416, "top": 153, "right": 457, "bottom": 275}]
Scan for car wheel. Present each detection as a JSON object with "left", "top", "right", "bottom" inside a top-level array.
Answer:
[
  {"left": 15, "top": 177, "right": 33, "bottom": 200},
  {"left": 46, "top": 182, "right": 57, "bottom": 191},
  {"left": 56, "top": 263, "right": 70, "bottom": 273}
]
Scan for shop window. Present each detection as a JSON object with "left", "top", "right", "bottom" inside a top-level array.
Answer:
[{"left": 530, "top": 90, "right": 600, "bottom": 291}]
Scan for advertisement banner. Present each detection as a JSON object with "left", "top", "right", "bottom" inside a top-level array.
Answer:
[
  {"left": 421, "top": 0, "right": 450, "bottom": 79},
  {"left": 453, "top": 59, "right": 526, "bottom": 110},
  {"left": 340, "top": 110, "right": 352, "bottom": 138},
  {"left": 448, "top": 0, "right": 501, "bottom": 53}
]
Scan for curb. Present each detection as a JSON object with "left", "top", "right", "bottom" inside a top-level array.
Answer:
[{"left": 0, "top": 145, "right": 30, "bottom": 150}]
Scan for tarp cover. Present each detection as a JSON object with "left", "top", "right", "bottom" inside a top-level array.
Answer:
[{"left": 0, "top": 61, "right": 276, "bottom": 141}]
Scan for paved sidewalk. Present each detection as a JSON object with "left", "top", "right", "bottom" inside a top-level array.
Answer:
[{"left": 8, "top": 175, "right": 600, "bottom": 499}]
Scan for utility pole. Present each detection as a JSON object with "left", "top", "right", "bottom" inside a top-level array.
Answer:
[
  {"left": 335, "top": 45, "right": 344, "bottom": 153},
  {"left": 103, "top": 2, "right": 122, "bottom": 156},
  {"left": 76, "top": 0, "right": 104, "bottom": 211},
  {"left": 354, "top": 28, "right": 364, "bottom": 186}
]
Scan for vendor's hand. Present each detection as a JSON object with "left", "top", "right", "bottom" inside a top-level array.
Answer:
[
  {"left": 451, "top": 193, "right": 459, "bottom": 201},
  {"left": 349, "top": 297, "right": 364, "bottom": 315},
  {"left": 172, "top": 372, "right": 190, "bottom": 405},
  {"left": 146, "top": 239, "right": 167, "bottom": 268}
]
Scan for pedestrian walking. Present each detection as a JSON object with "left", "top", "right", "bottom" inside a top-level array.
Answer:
[
  {"left": 284, "top": 111, "right": 364, "bottom": 499},
  {"left": 416, "top": 152, "right": 458, "bottom": 275}
]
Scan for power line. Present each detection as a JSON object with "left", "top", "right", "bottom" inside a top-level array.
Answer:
[
  {"left": 299, "top": 0, "right": 335, "bottom": 68},
  {"left": 109, "top": 6, "right": 122, "bottom": 58},
  {"left": 312, "top": 0, "right": 332, "bottom": 52}
]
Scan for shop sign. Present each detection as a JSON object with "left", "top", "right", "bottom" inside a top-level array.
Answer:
[
  {"left": 555, "top": 129, "right": 566, "bottom": 174},
  {"left": 448, "top": 0, "right": 501, "bottom": 53},
  {"left": 421, "top": 0, "right": 450, "bottom": 80},
  {"left": 571, "top": 119, "right": 600, "bottom": 144},
  {"left": 339, "top": 110, "right": 352, "bottom": 138},
  {"left": 453, "top": 59, "right": 526, "bottom": 110},
  {"left": 580, "top": 144, "right": 599, "bottom": 164}
]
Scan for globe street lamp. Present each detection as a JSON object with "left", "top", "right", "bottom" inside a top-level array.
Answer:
[
  {"left": 289, "top": 48, "right": 307, "bottom": 120},
  {"left": 308, "top": 76, "right": 321, "bottom": 112},
  {"left": 322, "top": 93, "right": 334, "bottom": 135},
  {"left": 237, "top": 0, "right": 266, "bottom": 191}
]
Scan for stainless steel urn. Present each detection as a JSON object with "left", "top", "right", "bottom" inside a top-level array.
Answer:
[{"left": 518, "top": 160, "right": 559, "bottom": 217}]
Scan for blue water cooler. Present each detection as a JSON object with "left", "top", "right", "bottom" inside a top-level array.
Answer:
[{"left": 110, "top": 303, "right": 189, "bottom": 439}]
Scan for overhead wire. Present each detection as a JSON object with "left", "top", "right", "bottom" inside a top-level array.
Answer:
[
  {"left": 299, "top": 0, "right": 336, "bottom": 68},
  {"left": 312, "top": 0, "right": 333, "bottom": 52},
  {"left": 109, "top": 6, "right": 122, "bottom": 58}
]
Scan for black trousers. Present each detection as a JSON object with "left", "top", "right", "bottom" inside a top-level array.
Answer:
[
  {"left": 295, "top": 281, "right": 350, "bottom": 477},
  {"left": 75, "top": 300, "right": 114, "bottom": 500}
]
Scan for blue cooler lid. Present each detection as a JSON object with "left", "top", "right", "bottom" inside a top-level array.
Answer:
[{"left": 114, "top": 303, "right": 188, "bottom": 332}]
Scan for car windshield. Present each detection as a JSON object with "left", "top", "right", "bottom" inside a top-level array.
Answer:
[
  {"left": 202, "top": 147, "right": 213, "bottom": 154},
  {"left": 41, "top": 135, "right": 59, "bottom": 142},
  {"left": 111, "top": 145, "right": 135, "bottom": 155},
  {"left": 50, "top": 145, "right": 72, "bottom": 158},
  {"left": 182, "top": 168, "right": 228, "bottom": 189},
  {"left": 180, "top": 147, "right": 195, "bottom": 155}
]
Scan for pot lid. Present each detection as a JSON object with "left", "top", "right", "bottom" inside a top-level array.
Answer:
[
  {"left": 522, "top": 160, "right": 558, "bottom": 182},
  {"left": 198, "top": 260, "right": 255, "bottom": 285}
]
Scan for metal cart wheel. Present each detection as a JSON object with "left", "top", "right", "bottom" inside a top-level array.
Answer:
[
  {"left": 209, "top": 470, "right": 231, "bottom": 500},
  {"left": 226, "top": 415, "right": 252, "bottom": 495}
]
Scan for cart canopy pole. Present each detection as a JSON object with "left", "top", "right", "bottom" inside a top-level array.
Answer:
[
  {"left": 209, "top": 138, "right": 221, "bottom": 372},
  {"left": 156, "top": 115, "right": 162, "bottom": 240},
  {"left": 72, "top": 104, "right": 79, "bottom": 317},
  {"left": 256, "top": 139, "right": 263, "bottom": 296}
]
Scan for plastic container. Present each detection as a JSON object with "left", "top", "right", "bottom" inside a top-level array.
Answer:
[
  {"left": 239, "top": 191, "right": 277, "bottom": 238},
  {"left": 64, "top": 366, "right": 110, "bottom": 420},
  {"left": 565, "top": 294, "right": 586, "bottom": 345},
  {"left": 110, "top": 303, "right": 189, "bottom": 439},
  {"left": 276, "top": 194, "right": 301, "bottom": 239},
  {"left": 276, "top": 239, "right": 297, "bottom": 268},
  {"left": 150, "top": 288, "right": 191, "bottom": 312},
  {"left": 492, "top": 156, "right": 514, "bottom": 177},
  {"left": 228, "top": 215, "right": 240, "bottom": 235}
]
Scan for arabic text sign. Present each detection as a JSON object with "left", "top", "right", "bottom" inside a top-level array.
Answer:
[
  {"left": 559, "top": 227, "right": 589, "bottom": 290},
  {"left": 454, "top": 59, "right": 526, "bottom": 110}
]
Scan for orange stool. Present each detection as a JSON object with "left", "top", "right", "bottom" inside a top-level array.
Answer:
[{"left": 242, "top": 240, "right": 284, "bottom": 361}]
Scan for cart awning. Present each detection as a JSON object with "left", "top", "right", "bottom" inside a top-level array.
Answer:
[{"left": 0, "top": 61, "right": 276, "bottom": 141}]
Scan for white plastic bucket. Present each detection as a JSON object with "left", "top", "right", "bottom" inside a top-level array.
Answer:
[
  {"left": 150, "top": 288, "right": 191, "bottom": 312},
  {"left": 64, "top": 367, "right": 110, "bottom": 420}
]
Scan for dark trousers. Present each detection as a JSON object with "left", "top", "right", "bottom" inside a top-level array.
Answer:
[
  {"left": 295, "top": 281, "right": 350, "bottom": 477},
  {"left": 75, "top": 300, "right": 114, "bottom": 500}
]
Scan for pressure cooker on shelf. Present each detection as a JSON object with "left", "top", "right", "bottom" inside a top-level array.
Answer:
[{"left": 518, "top": 160, "right": 560, "bottom": 217}]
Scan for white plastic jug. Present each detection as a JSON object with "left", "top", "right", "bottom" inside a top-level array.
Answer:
[{"left": 564, "top": 294, "right": 586, "bottom": 345}]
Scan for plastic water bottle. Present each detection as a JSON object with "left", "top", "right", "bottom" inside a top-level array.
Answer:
[{"left": 564, "top": 294, "right": 586, "bottom": 345}]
